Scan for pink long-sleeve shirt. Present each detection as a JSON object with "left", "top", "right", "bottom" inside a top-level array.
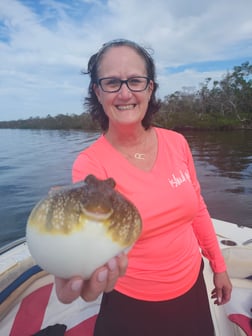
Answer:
[{"left": 72, "top": 128, "right": 226, "bottom": 301}]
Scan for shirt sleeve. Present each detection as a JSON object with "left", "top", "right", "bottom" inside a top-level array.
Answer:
[{"left": 184, "top": 138, "right": 226, "bottom": 273}]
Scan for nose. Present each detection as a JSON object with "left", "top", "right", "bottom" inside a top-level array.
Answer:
[{"left": 118, "top": 82, "right": 132, "bottom": 98}]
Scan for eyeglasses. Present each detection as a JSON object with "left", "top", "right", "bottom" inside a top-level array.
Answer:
[{"left": 97, "top": 76, "right": 150, "bottom": 93}]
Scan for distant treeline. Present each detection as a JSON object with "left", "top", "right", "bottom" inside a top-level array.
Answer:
[
  {"left": 0, "top": 113, "right": 98, "bottom": 131},
  {"left": 1, "top": 61, "right": 252, "bottom": 131}
]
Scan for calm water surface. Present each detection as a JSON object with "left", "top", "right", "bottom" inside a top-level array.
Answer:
[
  {"left": 0, "top": 128, "right": 251, "bottom": 248},
  {"left": 183, "top": 130, "right": 252, "bottom": 228}
]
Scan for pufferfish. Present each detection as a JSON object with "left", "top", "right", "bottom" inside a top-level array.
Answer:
[{"left": 26, "top": 175, "right": 142, "bottom": 279}]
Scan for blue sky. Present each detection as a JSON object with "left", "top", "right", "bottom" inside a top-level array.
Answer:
[{"left": 0, "top": 0, "right": 252, "bottom": 121}]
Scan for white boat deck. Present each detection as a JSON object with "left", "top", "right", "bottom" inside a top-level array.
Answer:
[
  {"left": 0, "top": 219, "right": 251, "bottom": 335},
  {"left": 204, "top": 219, "right": 252, "bottom": 336}
]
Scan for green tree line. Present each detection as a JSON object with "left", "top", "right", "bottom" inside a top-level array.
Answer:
[{"left": 1, "top": 61, "right": 251, "bottom": 131}]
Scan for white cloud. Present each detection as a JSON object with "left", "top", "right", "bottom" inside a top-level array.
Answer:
[{"left": 0, "top": 0, "right": 252, "bottom": 120}]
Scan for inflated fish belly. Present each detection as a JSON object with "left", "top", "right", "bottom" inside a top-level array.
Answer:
[{"left": 26, "top": 175, "right": 142, "bottom": 279}]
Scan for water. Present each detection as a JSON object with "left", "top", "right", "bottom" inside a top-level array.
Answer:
[
  {"left": 183, "top": 130, "right": 252, "bottom": 228},
  {"left": 0, "top": 129, "right": 100, "bottom": 248},
  {"left": 0, "top": 128, "right": 251, "bottom": 249},
  {"left": 185, "top": 131, "right": 252, "bottom": 227}
]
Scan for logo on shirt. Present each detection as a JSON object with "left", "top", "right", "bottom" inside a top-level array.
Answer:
[{"left": 168, "top": 170, "right": 191, "bottom": 188}]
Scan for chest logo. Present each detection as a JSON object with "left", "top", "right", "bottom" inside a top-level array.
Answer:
[{"left": 168, "top": 170, "right": 191, "bottom": 188}]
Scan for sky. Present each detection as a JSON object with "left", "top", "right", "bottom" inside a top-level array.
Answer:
[{"left": 0, "top": 0, "right": 252, "bottom": 121}]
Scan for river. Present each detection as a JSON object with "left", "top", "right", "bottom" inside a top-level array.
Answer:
[{"left": 0, "top": 128, "right": 251, "bottom": 248}]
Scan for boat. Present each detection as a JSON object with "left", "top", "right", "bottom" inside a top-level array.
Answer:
[{"left": 0, "top": 218, "right": 251, "bottom": 336}]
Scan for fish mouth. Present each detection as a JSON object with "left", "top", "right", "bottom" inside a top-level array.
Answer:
[
  {"left": 81, "top": 204, "right": 114, "bottom": 221},
  {"left": 116, "top": 104, "right": 136, "bottom": 111}
]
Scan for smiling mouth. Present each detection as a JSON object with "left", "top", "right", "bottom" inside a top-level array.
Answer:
[{"left": 116, "top": 104, "right": 136, "bottom": 111}]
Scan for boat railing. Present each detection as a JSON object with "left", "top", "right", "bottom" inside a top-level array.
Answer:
[{"left": 0, "top": 237, "right": 26, "bottom": 255}]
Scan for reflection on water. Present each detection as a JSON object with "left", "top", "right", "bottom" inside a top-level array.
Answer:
[
  {"left": 186, "top": 131, "right": 252, "bottom": 179},
  {"left": 0, "top": 129, "right": 251, "bottom": 248},
  {"left": 183, "top": 130, "right": 252, "bottom": 228},
  {"left": 0, "top": 129, "right": 101, "bottom": 248}
]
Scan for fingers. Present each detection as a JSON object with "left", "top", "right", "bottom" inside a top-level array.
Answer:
[
  {"left": 211, "top": 288, "right": 224, "bottom": 305},
  {"left": 55, "top": 276, "right": 84, "bottom": 304},
  {"left": 82, "top": 253, "right": 128, "bottom": 301},
  {"left": 104, "top": 253, "right": 128, "bottom": 292},
  {"left": 212, "top": 271, "right": 232, "bottom": 305},
  {"left": 55, "top": 253, "right": 128, "bottom": 303},
  {"left": 211, "top": 288, "right": 231, "bottom": 305},
  {"left": 117, "top": 252, "right": 128, "bottom": 276}
]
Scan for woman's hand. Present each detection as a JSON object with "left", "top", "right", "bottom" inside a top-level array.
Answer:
[
  {"left": 211, "top": 271, "right": 232, "bottom": 305},
  {"left": 54, "top": 253, "right": 128, "bottom": 303}
]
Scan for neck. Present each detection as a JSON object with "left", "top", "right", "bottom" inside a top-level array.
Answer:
[
  {"left": 104, "top": 125, "right": 154, "bottom": 162},
  {"left": 105, "top": 124, "right": 149, "bottom": 147}
]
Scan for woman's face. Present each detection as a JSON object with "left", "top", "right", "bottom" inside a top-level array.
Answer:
[{"left": 94, "top": 46, "right": 153, "bottom": 129}]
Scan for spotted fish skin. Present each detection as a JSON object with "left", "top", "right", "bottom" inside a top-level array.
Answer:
[{"left": 28, "top": 175, "right": 142, "bottom": 247}]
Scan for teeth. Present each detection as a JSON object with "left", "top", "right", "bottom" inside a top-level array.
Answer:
[{"left": 117, "top": 105, "right": 135, "bottom": 110}]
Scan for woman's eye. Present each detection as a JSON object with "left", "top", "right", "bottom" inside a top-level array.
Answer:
[
  {"left": 107, "top": 79, "right": 120, "bottom": 86},
  {"left": 129, "top": 78, "right": 141, "bottom": 85}
]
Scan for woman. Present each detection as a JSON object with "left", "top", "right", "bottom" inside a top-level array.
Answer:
[{"left": 55, "top": 39, "right": 232, "bottom": 335}]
